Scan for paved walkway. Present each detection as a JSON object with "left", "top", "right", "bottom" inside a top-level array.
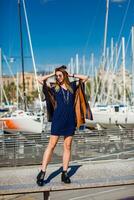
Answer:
[{"left": 0, "top": 159, "right": 134, "bottom": 197}]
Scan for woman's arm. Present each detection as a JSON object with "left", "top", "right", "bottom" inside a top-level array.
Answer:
[
  {"left": 38, "top": 72, "right": 55, "bottom": 85},
  {"left": 69, "top": 73, "right": 88, "bottom": 82}
]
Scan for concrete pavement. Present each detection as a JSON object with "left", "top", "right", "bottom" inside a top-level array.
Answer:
[{"left": 0, "top": 159, "right": 134, "bottom": 199}]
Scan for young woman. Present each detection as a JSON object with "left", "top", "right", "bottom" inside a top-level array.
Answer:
[{"left": 37, "top": 65, "right": 88, "bottom": 186}]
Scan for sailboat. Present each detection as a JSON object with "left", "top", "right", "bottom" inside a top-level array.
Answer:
[
  {"left": 0, "top": 0, "right": 44, "bottom": 134},
  {"left": 0, "top": 110, "right": 43, "bottom": 133},
  {"left": 83, "top": 0, "right": 134, "bottom": 130},
  {"left": 86, "top": 28, "right": 134, "bottom": 130}
]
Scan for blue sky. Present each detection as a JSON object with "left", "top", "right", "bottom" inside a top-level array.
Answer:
[{"left": 0, "top": 0, "right": 134, "bottom": 74}]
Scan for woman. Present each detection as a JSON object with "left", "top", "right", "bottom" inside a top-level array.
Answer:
[{"left": 37, "top": 65, "right": 88, "bottom": 186}]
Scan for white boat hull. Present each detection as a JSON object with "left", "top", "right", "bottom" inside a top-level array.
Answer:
[
  {"left": 0, "top": 116, "right": 43, "bottom": 133},
  {"left": 86, "top": 111, "right": 134, "bottom": 129}
]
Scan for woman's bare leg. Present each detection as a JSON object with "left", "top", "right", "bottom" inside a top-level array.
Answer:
[
  {"left": 41, "top": 135, "right": 59, "bottom": 171},
  {"left": 63, "top": 136, "right": 73, "bottom": 171}
]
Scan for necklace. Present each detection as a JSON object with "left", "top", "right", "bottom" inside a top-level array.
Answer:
[{"left": 61, "top": 87, "right": 70, "bottom": 104}]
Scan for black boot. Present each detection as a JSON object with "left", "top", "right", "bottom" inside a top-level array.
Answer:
[
  {"left": 36, "top": 170, "right": 46, "bottom": 186},
  {"left": 61, "top": 171, "right": 71, "bottom": 184}
]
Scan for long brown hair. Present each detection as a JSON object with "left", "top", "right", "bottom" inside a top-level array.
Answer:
[{"left": 54, "top": 66, "right": 73, "bottom": 93}]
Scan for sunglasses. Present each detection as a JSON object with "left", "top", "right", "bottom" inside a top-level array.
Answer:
[{"left": 55, "top": 74, "right": 63, "bottom": 78}]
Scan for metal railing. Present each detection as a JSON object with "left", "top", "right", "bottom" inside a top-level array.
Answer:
[{"left": 0, "top": 128, "right": 134, "bottom": 167}]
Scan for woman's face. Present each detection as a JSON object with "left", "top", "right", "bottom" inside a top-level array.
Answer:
[{"left": 55, "top": 71, "right": 64, "bottom": 83}]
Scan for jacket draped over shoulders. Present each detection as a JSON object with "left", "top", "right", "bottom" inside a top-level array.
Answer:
[
  {"left": 74, "top": 80, "right": 93, "bottom": 128},
  {"left": 42, "top": 81, "right": 56, "bottom": 122},
  {"left": 42, "top": 80, "right": 93, "bottom": 128}
]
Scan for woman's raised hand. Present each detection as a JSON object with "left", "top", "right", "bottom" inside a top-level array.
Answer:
[
  {"left": 38, "top": 76, "right": 44, "bottom": 85},
  {"left": 52, "top": 70, "right": 55, "bottom": 76},
  {"left": 68, "top": 73, "right": 73, "bottom": 77},
  {"left": 38, "top": 72, "right": 55, "bottom": 85}
]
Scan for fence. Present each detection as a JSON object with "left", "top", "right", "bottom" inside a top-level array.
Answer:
[{"left": 0, "top": 128, "right": 134, "bottom": 167}]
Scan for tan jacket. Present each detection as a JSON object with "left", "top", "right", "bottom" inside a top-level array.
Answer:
[
  {"left": 42, "top": 81, "right": 93, "bottom": 128},
  {"left": 74, "top": 81, "right": 93, "bottom": 128}
]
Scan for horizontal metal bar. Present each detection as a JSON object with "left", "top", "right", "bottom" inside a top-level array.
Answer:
[{"left": 0, "top": 128, "right": 134, "bottom": 167}]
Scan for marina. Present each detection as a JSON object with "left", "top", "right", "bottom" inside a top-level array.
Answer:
[
  {"left": 0, "top": 0, "right": 134, "bottom": 199},
  {"left": 1, "top": 0, "right": 134, "bottom": 132}
]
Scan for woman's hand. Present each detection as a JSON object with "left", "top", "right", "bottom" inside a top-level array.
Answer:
[
  {"left": 38, "top": 76, "right": 44, "bottom": 85},
  {"left": 38, "top": 72, "right": 55, "bottom": 85},
  {"left": 52, "top": 71, "right": 55, "bottom": 76},
  {"left": 68, "top": 73, "right": 74, "bottom": 77},
  {"left": 68, "top": 73, "right": 88, "bottom": 82}
]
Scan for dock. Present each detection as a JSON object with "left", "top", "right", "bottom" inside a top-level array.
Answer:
[{"left": 0, "top": 159, "right": 134, "bottom": 200}]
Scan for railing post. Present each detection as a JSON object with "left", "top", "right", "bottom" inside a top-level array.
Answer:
[{"left": 43, "top": 191, "right": 50, "bottom": 200}]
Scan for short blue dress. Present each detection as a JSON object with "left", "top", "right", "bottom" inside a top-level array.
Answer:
[{"left": 50, "top": 81, "right": 77, "bottom": 136}]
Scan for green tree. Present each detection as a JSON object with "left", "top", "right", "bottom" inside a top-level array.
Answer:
[{"left": 3, "top": 82, "right": 16, "bottom": 104}]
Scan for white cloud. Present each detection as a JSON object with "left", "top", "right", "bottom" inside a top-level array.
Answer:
[{"left": 111, "top": 0, "right": 126, "bottom": 3}]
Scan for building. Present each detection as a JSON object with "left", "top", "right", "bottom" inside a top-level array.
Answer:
[{"left": 2, "top": 72, "right": 37, "bottom": 94}]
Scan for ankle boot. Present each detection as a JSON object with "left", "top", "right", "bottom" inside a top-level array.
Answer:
[
  {"left": 61, "top": 171, "right": 71, "bottom": 184},
  {"left": 36, "top": 170, "right": 46, "bottom": 186}
]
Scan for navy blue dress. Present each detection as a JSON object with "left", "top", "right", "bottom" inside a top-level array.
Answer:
[{"left": 50, "top": 81, "right": 77, "bottom": 136}]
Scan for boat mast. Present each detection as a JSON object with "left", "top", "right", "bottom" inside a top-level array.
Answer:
[
  {"left": 91, "top": 53, "right": 94, "bottom": 105},
  {"left": 16, "top": 72, "right": 19, "bottom": 109},
  {"left": 70, "top": 57, "right": 74, "bottom": 74},
  {"left": 110, "top": 38, "right": 114, "bottom": 70},
  {"left": 122, "top": 37, "right": 126, "bottom": 106},
  {"left": 82, "top": 55, "right": 86, "bottom": 74},
  {"left": 18, "top": 0, "right": 27, "bottom": 111},
  {"left": 106, "top": 47, "right": 109, "bottom": 70},
  {"left": 22, "top": 0, "right": 43, "bottom": 111},
  {"left": 91, "top": 53, "right": 94, "bottom": 77},
  {"left": 76, "top": 54, "right": 79, "bottom": 74},
  {"left": 131, "top": 26, "right": 134, "bottom": 105},
  {"left": 102, "top": 0, "right": 109, "bottom": 69}
]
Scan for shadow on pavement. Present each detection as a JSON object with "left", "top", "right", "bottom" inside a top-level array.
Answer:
[{"left": 44, "top": 164, "right": 82, "bottom": 184}]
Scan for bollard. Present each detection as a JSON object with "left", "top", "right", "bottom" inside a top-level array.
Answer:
[{"left": 43, "top": 191, "right": 50, "bottom": 200}]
